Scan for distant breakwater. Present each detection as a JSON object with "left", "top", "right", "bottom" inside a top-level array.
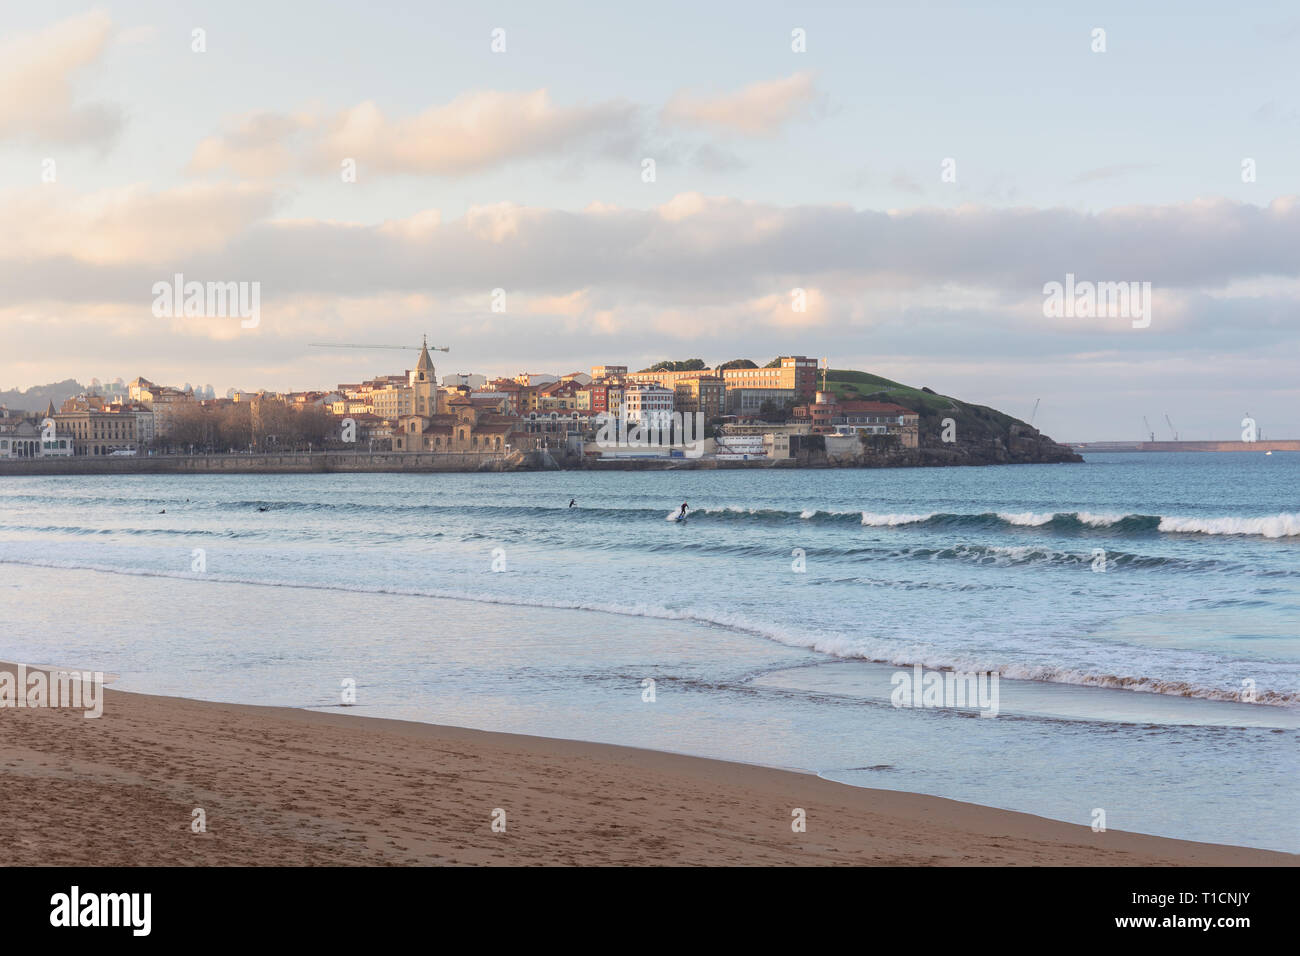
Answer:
[{"left": 1072, "top": 440, "right": 1300, "bottom": 453}]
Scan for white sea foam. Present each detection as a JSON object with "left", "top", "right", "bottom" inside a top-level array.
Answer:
[
  {"left": 1074, "top": 511, "right": 1127, "bottom": 527},
  {"left": 997, "top": 511, "right": 1057, "bottom": 526},
  {"left": 1158, "top": 513, "right": 1300, "bottom": 538},
  {"left": 859, "top": 511, "right": 934, "bottom": 526}
]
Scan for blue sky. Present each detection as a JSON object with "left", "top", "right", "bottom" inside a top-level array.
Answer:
[{"left": 1, "top": 1, "right": 1298, "bottom": 440}]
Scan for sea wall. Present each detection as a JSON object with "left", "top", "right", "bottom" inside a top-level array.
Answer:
[
  {"left": 0, "top": 450, "right": 530, "bottom": 476},
  {"left": 0, "top": 435, "right": 1084, "bottom": 476}
]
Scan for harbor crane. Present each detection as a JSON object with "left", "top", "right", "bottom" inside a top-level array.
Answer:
[
  {"left": 1164, "top": 414, "right": 1179, "bottom": 442},
  {"left": 1142, "top": 416, "right": 1155, "bottom": 442}
]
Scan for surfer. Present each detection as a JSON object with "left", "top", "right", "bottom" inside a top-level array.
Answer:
[
  {"left": 678, "top": 502, "right": 689, "bottom": 520},
  {"left": 569, "top": 498, "right": 576, "bottom": 508}
]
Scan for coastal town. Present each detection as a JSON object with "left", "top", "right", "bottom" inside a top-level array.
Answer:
[{"left": 0, "top": 342, "right": 926, "bottom": 464}]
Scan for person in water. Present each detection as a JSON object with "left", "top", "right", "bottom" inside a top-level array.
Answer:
[
  {"left": 569, "top": 498, "right": 576, "bottom": 508},
  {"left": 679, "top": 502, "right": 689, "bottom": 519}
]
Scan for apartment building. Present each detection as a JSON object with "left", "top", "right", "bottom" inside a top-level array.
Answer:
[
  {"left": 671, "top": 376, "right": 726, "bottom": 418},
  {"left": 719, "top": 356, "right": 818, "bottom": 399},
  {"left": 537, "top": 379, "right": 584, "bottom": 412},
  {"left": 53, "top": 404, "right": 140, "bottom": 455},
  {"left": 128, "top": 377, "right": 196, "bottom": 437},
  {"left": 623, "top": 383, "right": 674, "bottom": 426}
]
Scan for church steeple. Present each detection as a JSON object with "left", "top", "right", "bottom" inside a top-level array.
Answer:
[
  {"left": 409, "top": 335, "right": 438, "bottom": 415},
  {"left": 411, "top": 335, "right": 435, "bottom": 385}
]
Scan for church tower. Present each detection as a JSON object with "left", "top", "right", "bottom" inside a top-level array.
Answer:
[{"left": 409, "top": 336, "right": 439, "bottom": 416}]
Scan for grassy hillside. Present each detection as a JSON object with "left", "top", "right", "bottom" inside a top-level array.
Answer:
[{"left": 824, "top": 369, "right": 1027, "bottom": 445}]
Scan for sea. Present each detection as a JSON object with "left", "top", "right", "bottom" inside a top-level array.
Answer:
[{"left": 1, "top": 451, "right": 1296, "bottom": 851}]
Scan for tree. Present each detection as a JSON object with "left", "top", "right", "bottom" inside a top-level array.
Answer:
[
  {"left": 639, "top": 359, "right": 707, "bottom": 373},
  {"left": 217, "top": 404, "right": 252, "bottom": 450},
  {"left": 758, "top": 400, "right": 796, "bottom": 423},
  {"left": 717, "top": 359, "right": 757, "bottom": 370},
  {"left": 294, "top": 405, "right": 335, "bottom": 446},
  {"left": 167, "top": 404, "right": 211, "bottom": 448},
  {"left": 763, "top": 358, "right": 783, "bottom": 368}
]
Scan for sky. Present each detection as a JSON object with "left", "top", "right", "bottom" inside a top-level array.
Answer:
[{"left": 1, "top": 1, "right": 1297, "bottom": 441}]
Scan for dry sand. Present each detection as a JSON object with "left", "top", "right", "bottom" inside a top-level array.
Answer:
[{"left": 0, "top": 666, "right": 1291, "bottom": 866}]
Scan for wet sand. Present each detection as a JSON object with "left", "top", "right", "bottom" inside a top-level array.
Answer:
[{"left": 0, "top": 666, "right": 1291, "bottom": 866}]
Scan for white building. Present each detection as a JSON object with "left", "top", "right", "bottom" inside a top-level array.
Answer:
[
  {"left": 714, "top": 434, "right": 767, "bottom": 460},
  {"left": 0, "top": 419, "right": 73, "bottom": 457},
  {"left": 623, "top": 384, "right": 674, "bottom": 427}
]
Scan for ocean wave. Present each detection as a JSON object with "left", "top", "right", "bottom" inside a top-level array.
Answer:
[
  {"left": 4, "top": 555, "right": 1296, "bottom": 706},
  {"left": 859, "top": 511, "right": 936, "bottom": 526},
  {"left": 676, "top": 507, "right": 1299, "bottom": 537},
  {"left": 5, "top": 490, "right": 1295, "bottom": 538},
  {"left": 1157, "top": 514, "right": 1300, "bottom": 538}
]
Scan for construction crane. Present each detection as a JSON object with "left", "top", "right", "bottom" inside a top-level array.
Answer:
[
  {"left": 1142, "top": 416, "right": 1155, "bottom": 442},
  {"left": 1164, "top": 414, "right": 1179, "bottom": 441},
  {"left": 1029, "top": 398, "right": 1041, "bottom": 427},
  {"left": 308, "top": 335, "right": 449, "bottom": 353}
]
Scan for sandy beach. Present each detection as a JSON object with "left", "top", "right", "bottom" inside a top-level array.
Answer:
[{"left": 0, "top": 665, "right": 1290, "bottom": 866}]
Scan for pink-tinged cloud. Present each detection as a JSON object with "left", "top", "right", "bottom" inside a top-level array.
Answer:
[
  {"left": 190, "top": 90, "right": 637, "bottom": 178},
  {"left": 661, "top": 72, "right": 816, "bottom": 135},
  {"left": 0, "top": 10, "right": 122, "bottom": 147}
]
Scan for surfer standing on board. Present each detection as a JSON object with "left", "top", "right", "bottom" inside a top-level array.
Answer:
[{"left": 679, "top": 502, "right": 689, "bottom": 520}]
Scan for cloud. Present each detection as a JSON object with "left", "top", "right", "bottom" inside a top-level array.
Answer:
[
  {"left": 0, "top": 10, "right": 123, "bottom": 148},
  {"left": 0, "top": 183, "right": 276, "bottom": 264},
  {"left": 661, "top": 72, "right": 816, "bottom": 136},
  {"left": 5, "top": 187, "right": 1300, "bottom": 365},
  {"left": 190, "top": 112, "right": 320, "bottom": 179},
  {"left": 190, "top": 90, "right": 637, "bottom": 178}
]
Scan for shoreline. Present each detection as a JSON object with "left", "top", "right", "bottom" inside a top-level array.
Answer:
[{"left": 1, "top": 665, "right": 1291, "bottom": 866}]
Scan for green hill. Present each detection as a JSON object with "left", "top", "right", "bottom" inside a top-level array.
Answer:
[{"left": 824, "top": 369, "right": 1031, "bottom": 447}]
